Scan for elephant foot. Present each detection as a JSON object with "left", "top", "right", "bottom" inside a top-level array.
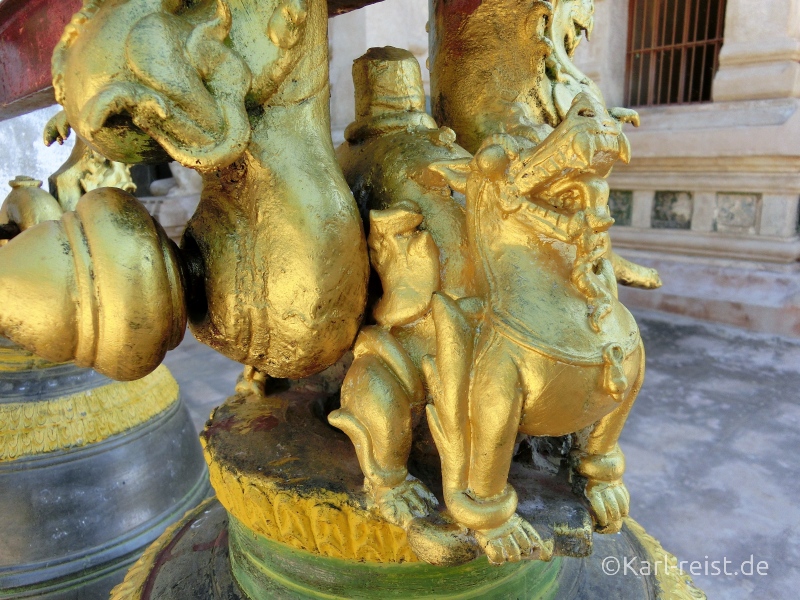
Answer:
[
  {"left": 585, "top": 478, "right": 630, "bottom": 534},
  {"left": 366, "top": 475, "right": 438, "bottom": 528},
  {"left": 234, "top": 365, "right": 271, "bottom": 398},
  {"left": 474, "top": 513, "right": 553, "bottom": 565}
]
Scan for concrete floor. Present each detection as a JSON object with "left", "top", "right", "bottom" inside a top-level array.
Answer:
[{"left": 162, "top": 309, "right": 800, "bottom": 599}]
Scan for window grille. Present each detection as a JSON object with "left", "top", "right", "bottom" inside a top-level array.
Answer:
[{"left": 625, "top": 0, "right": 727, "bottom": 107}]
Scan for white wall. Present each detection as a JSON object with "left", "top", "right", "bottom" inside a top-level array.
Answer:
[
  {"left": 329, "top": 0, "right": 429, "bottom": 140},
  {"left": 571, "top": 0, "right": 629, "bottom": 108},
  {"left": 0, "top": 105, "right": 75, "bottom": 199}
]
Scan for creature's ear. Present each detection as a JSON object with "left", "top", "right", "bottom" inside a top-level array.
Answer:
[{"left": 428, "top": 159, "right": 471, "bottom": 195}]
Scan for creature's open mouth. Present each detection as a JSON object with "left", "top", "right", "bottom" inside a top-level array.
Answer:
[
  {"left": 521, "top": 195, "right": 578, "bottom": 240},
  {"left": 530, "top": 196, "right": 575, "bottom": 221},
  {"left": 574, "top": 15, "right": 594, "bottom": 41}
]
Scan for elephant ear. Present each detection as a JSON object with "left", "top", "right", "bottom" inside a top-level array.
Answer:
[
  {"left": 427, "top": 159, "right": 471, "bottom": 195},
  {"left": 73, "top": 0, "right": 252, "bottom": 171}
]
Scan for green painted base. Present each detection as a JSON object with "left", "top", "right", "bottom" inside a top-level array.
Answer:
[
  {"left": 113, "top": 498, "right": 706, "bottom": 600},
  {"left": 229, "top": 515, "right": 562, "bottom": 600}
]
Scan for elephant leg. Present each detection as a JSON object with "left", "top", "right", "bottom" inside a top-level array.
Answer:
[
  {"left": 328, "top": 328, "right": 436, "bottom": 527},
  {"left": 572, "top": 342, "right": 646, "bottom": 534},
  {"left": 235, "top": 365, "right": 271, "bottom": 397},
  {"left": 449, "top": 331, "right": 551, "bottom": 564}
]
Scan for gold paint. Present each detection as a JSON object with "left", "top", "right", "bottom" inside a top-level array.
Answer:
[
  {"left": 625, "top": 518, "right": 708, "bottom": 600},
  {"left": 0, "top": 342, "right": 63, "bottom": 373},
  {"left": 611, "top": 251, "right": 663, "bottom": 289},
  {"left": 0, "top": 177, "right": 63, "bottom": 236},
  {"left": 0, "top": 364, "right": 178, "bottom": 462},
  {"left": 1, "top": 130, "right": 136, "bottom": 236},
  {"left": 109, "top": 497, "right": 219, "bottom": 600},
  {"left": 0, "top": 0, "right": 369, "bottom": 384},
  {"left": 429, "top": 0, "right": 557, "bottom": 153},
  {"left": 46, "top": 132, "right": 137, "bottom": 212},
  {"left": 0, "top": 124, "right": 184, "bottom": 380},
  {"left": 0, "top": 188, "right": 186, "bottom": 381},
  {"left": 201, "top": 414, "right": 419, "bottom": 563},
  {"left": 429, "top": 0, "right": 660, "bottom": 291},
  {"left": 332, "top": 39, "right": 646, "bottom": 565},
  {"left": 179, "top": 0, "right": 369, "bottom": 379},
  {"left": 0, "top": 0, "right": 690, "bottom": 580},
  {"left": 0, "top": 133, "right": 137, "bottom": 253}
]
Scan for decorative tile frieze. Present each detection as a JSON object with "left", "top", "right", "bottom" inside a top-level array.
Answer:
[
  {"left": 608, "top": 190, "right": 633, "bottom": 226},
  {"left": 757, "top": 195, "right": 800, "bottom": 237},
  {"left": 652, "top": 191, "right": 693, "bottom": 229},
  {"left": 714, "top": 193, "right": 761, "bottom": 235}
]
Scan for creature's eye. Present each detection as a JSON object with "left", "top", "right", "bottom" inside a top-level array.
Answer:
[{"left": 578, "top": 108, "right": 596, "bottom": 118}]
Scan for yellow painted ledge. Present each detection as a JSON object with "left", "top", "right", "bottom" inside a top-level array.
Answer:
[
  {"left": 200, "top": 393, "right": 418, "bottom": 564},
  {"left": 204, "top": 438, "right": 418, "bottom": 564},
  {"left": 626, "top": 519, "right": 707, "bottom": 599},
  {"left": 0, "top": 343, "right": 63, "bottom": 373},
  {"left": 0, "top": 364, "right": 179, "bottom": 462}
]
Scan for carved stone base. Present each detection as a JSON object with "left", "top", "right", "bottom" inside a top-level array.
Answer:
[
  {"left": 112, "top": 389, "right": 706, "bottom": 599},
  {"left": 200, "top": 390, "right": 593, "bottom": 566}
]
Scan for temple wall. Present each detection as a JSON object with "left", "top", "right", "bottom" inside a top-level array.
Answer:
[
  {"left": 0, "top": 105, "right": 74, "bottom": 198},
  {"left": 572, "top": 0, "right": 800, "bottom": 336}
]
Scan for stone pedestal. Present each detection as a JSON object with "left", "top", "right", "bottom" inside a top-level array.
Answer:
[
  {"left": 0, "top": 340, "right": 210, "bottom": 599},
  {"left": 112, "top": 389, "right": 705, "bottom": 599}
]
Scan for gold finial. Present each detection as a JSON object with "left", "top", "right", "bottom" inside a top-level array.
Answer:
[
  {"left": 353, "top": 46, "right": 427, "bottom": 119},
  {"left": 8, "top": 176, "right": 43, "bottom": 189}
]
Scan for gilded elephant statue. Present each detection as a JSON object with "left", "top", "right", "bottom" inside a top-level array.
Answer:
[{"left": 0, "top": 0, "right": 369, "bottom": 382}]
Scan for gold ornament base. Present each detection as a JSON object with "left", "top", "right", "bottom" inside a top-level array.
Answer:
[{"left": 201, "top": 390, "right": 597, "bottom": 566}]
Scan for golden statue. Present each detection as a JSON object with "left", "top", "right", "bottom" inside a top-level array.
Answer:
[
  {"left": 0, "top": 0, "right": 707, "bottom": 597},
  {"left": 332, "top": 42, "right": 643, "bottom": 564},
  {"left": 0, "top": 128, "right": 212, "bottom": 599},
  {"left": 0, "top": 133, "right": 136, "bottom": 241},
  {"left": 429, "top": 0, "right": 660, "bottom": 290},
  {"left": 0, "top": 0, "right": 369, "bottom": 383}
]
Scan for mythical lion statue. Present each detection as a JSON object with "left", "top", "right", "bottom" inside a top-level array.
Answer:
[{"left": 331, "top": 0, "right": 657, "bottom": 565}]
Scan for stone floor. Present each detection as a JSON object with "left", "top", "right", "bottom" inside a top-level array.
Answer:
[{"left": 162, "top": 309, "right": 800, "bottom": 599}]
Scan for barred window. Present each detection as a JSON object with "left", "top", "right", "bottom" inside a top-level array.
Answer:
[{"left": 626, "top": 0, "right": 727, "bottom": 107}]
